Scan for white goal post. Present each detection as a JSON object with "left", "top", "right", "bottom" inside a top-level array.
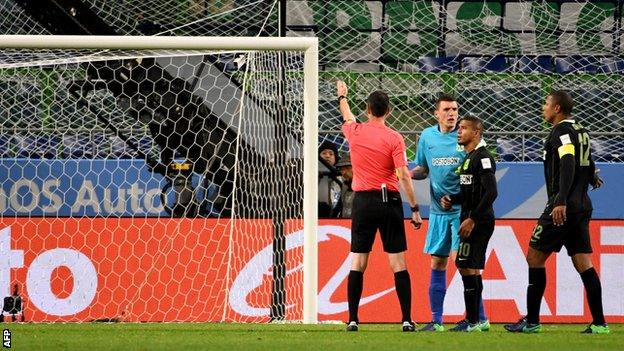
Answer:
[{"left": 0, "top": 35, "right": 318, "bottom": 324}]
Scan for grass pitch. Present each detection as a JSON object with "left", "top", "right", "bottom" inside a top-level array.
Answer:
[{"left": 6, "top": 323, "right": 622, "bottom": 351}]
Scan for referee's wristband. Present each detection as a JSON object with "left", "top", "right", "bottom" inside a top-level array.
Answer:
[
  {"left": 410, "top": 205, "right": 420, "bottom": 213},
  {"left": 338, "top": 95, "right": 347, "bottom": 103}
]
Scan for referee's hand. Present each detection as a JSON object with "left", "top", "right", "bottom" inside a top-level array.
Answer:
[
  {"left": 336, "top": 80, "right": 348, "bottom": 98},
  {"left": 410, "top": 211, "right": 423, "bottom": 229}
]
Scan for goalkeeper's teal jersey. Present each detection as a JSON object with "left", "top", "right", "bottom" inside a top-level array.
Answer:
[{"left": 414, "top": 126, "right": 465, "bottom": 215}]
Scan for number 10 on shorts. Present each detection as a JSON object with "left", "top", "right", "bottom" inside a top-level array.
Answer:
[{"left": 458, "top": 242, "right": 471, "bottom": 258}]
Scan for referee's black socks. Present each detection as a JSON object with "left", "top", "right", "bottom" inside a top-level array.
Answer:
[
  {"left": 348, "top": 270, "right": 364, "bottom": 323},
  {"left": 527, "top": 267, "right": 546, "bottom": 324},
  {"left": 580, "top": 267, "right": 606, "bottom": 325},
  {"left": 394, "top": 270, "right": 412, "bottom": 323},
  {"left": 461, "top": 274, "right": 479, "bottom": 324}
]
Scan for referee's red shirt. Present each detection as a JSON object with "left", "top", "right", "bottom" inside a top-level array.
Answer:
[{"left": 342, "top": 121, "right": 407, "bottom": 192}]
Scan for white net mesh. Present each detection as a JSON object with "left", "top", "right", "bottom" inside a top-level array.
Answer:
[
  {"left": 285, "top": 0, "right": 624, "bottom": 162},
  {"left": 1, "top": 1, "right": 621, "bottom": 162},
  {"left": 0, "top": 46, "right": 307, "bottom": 322}
]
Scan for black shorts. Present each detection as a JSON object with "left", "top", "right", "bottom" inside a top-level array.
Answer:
[
  {"left": 529, "top": 210, "right": 592, "bottom": 256},
  {"left": 350, "top": 191, "right": 407, "bottom": 253},
  {"left": 455, "top": 220, "right": 494, "bottom": 269}
]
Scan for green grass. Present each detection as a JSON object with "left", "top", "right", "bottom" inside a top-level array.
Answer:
[{"left": 5, "top": 323, "right": 622, "bottom": 351}]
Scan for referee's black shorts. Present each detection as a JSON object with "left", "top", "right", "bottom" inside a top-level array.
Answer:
[{"left": 350, "top": 190, "right": 407, "bottom": 254}]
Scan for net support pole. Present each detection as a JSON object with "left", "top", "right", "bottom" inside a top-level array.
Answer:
[
  {"left": 270, "top": 2, "right": 289, "bottom": 320},
  {"left": 302, "top": 42, "right": 319, "bottom": 324}
]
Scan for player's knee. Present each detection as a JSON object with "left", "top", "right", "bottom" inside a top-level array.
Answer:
[
  {"left": 430, "top": 256, "right": 448, "bottom": 270},
  {"left": 526, "top": 248, "right": 546, "bottom": 268},
  {"left": 388, "top": 254, "right": 406, "bottom": 272},
  {"left": 350, "top": 253, "right": 369, "bottom": 272},
  {"left": 572, "top": 254, "right": 593, "bottom": 273},
  {"left": 351, "top": 261, "right": 367, "bottom": 272}
]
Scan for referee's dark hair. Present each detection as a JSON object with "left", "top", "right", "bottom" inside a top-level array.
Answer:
[
  {"left": 366, "top": 91, "right": 390, "bottom": 117},
  {"left": 460, "top": 115, "right": 484, "bottom": 133},
  {"left": 549, "top": 90, "right": 574, "bottom": 116},
  {"left": 435, "top": 93, "right": 456, "bottom": 110}
]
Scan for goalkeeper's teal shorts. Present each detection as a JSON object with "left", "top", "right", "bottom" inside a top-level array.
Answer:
[{"left": 423, "top": 212, "right": 461, "bottom": 256}]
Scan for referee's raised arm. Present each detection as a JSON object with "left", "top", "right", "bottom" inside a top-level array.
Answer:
[
  {"left": 336, "top": 80, "right": 356, "bottom": 124},
  {"left": 335, "top": 80, "right": 421, "bottom": 332}
]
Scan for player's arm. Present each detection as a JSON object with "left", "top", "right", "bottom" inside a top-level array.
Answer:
[
  {"left": 551, "top": 130, "right": 576, "bottom": 225},
  {"left": 469, "top": 157, "right": 498, "bottom": 221},
  {"left": 588, "top": 158, "right": 604, "bottom": 190},
  {"left": 440, "top": 193, "right": 462, "bottom": 210},
  {"left": 410, "top": 135, "right": 429, "bottom": 180},
  {"left": 553, "top": 137, "right": 576, "bottom": 207},
  {"left": 336, "top": 80, "right": 355, "bottom": 124},
  {"left": 397, "top": 165, "right": 422, "bottom": 229},
  {"left": 410, "top": 166, "right": 428, "bottom": 180}
]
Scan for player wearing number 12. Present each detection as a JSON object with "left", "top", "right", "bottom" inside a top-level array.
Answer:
[{"left": 505, "top": 90, "right": 609, "bottom": 334}]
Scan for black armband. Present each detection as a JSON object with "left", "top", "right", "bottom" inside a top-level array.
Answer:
[
  {"left": 338, "top": 95, "right": 347, "bottom": 103},
  {"left": 410, "top": 204, "right": 420, "bottom": 213}
]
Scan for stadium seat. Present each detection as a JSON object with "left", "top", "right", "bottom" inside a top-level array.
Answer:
[
  {"left": 598, "top": 58, "right": 624, "bottom": 73},
  {"left": 496, "top": 136, "right": 543, "bottom": 162},
  {"left": 509, "top": 56, "right": 554, "bottom": 73},
  {"left": 94, "top": 135, "right": 133, "bottom": 159},
  {"left": 591, "top": 138, "right": 624, "bottom": 162},
  {"left": 61, "top": 135, "right": 94, "bottom": 158},
  {"left": 137, "top": 137, "right": 154, "bottom": 157},
  {"left": 0, "top": 135, "right": 11, "bottom": 158},
  {"left": 13, "top": 135, "right": 61, "bottom": 159},
  {"left": 461, "top": 56, "right": 508, "bottom": 72},
  {"left": 418, "top": 57, "right": 459, "bottom": 72},
  {"left": 569, "top": 89, "right": 610, "bottom": 130},
  {"left": 555, "top": 56, "right": 599, "bottom": 74}
]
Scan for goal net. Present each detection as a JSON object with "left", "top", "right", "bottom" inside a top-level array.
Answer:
[{"left": 0, "top": 35, "right": 318, "bottom": 323}]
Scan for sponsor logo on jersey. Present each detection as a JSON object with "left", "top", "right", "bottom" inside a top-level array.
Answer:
[
  {"left": 432, "top": 157, "right": 461, "bottom": 167},
  {"left": 460, "top": 174, "right": 473, "bottom": 185}
]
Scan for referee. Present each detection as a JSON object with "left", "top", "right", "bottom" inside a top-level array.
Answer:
[
  {"left": 440, "top": 116, "right": 497, "bottom": 332},
  {"left": 336, "top": 80, "right": 423, "bottom": 332}
]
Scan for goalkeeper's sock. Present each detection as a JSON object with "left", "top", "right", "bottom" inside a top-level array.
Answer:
[
  {"left": 348, "top": 270, "right": 363, "bottom": 323},
  {"left": 477, "top": 275, "right": 486, "bottom": 321},
  {"left": 580, "top": 268, "right": 606, "bottom": 326},
  {"left": 394, "top": 270, "right": 412, "bottom": 322},
  {"left": 429, "top": 269, "right": 446, "bottom": 324}
]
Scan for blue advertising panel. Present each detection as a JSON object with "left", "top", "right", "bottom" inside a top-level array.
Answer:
[
  {"left": 410, "top": 162, "right": 624, "bottom": 219},
  {"left": 0, "top": 159, "right": 168, "bottom": 217},
  {"left": 1, "top": 160, "right": 623, "bottom": 219}
]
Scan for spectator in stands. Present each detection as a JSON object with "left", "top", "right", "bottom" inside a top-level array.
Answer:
[
  {"left": 318, "top": 140, "right": 342, "bottom": 217},
  {"left": 335, "top": 154, "right": 354, "bottom": 218}
]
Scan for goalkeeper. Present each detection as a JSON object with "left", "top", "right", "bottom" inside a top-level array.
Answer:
[{"left": 411, "top": 95, "right": 489, "bottom": 332}]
